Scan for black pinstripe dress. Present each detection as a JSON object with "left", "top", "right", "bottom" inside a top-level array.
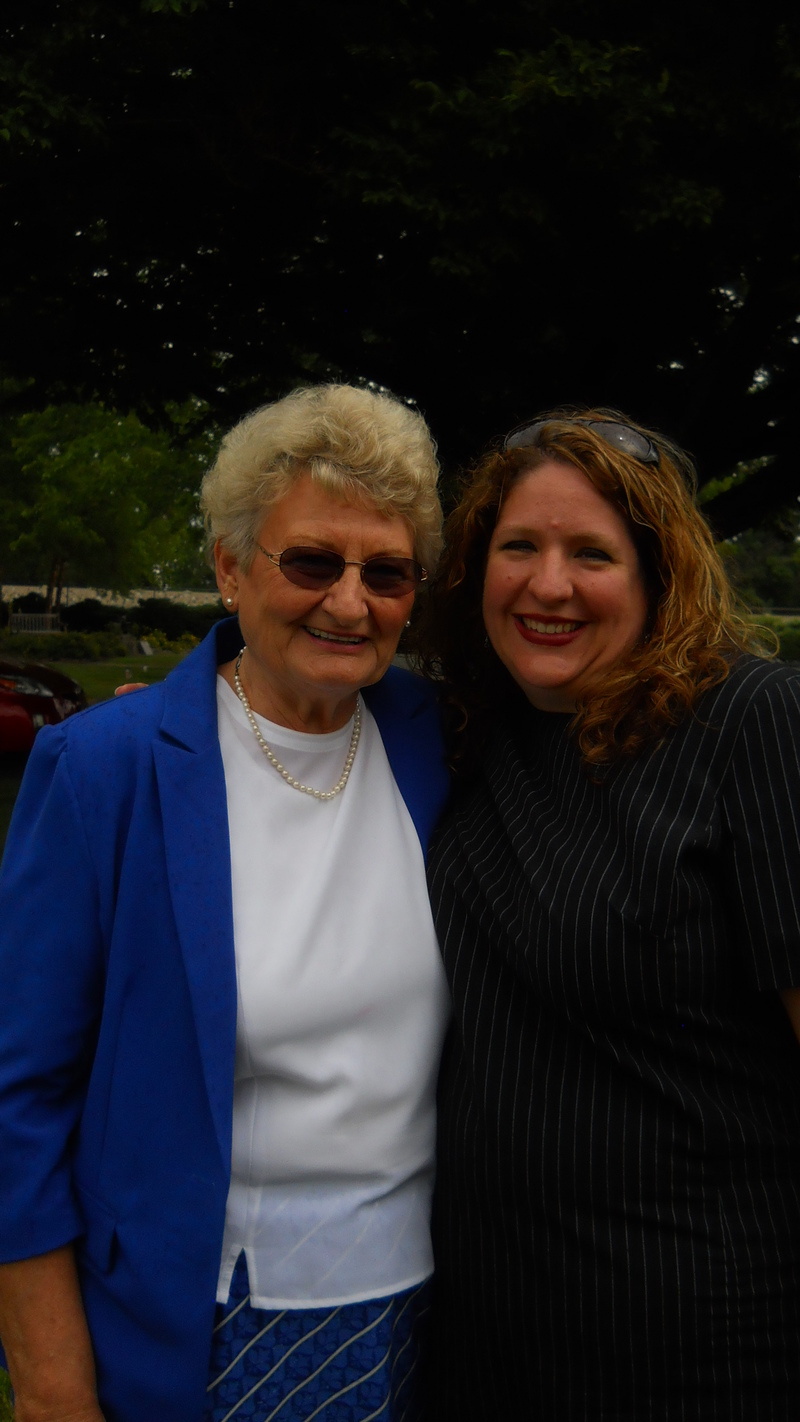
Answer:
[{"left": 427, "top": 657, "right": 800, "bottom": 1420}]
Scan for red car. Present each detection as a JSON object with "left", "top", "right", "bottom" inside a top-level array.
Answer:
[{"left": 0, "top": 655, "right": 87, "bottom": 752}]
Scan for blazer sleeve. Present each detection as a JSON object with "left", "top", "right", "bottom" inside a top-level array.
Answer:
[
  {"left": 0, "top": 725, "right": 106, "bottom": 1260},
  {"left": 719, "top": 668, "right": 800, "bottom": 992}
]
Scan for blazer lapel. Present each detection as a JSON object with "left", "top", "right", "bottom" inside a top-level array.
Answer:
[
  {"left": 150, "top": 628, "right": 448, "bottom": 1170},
  {"left": 365, "top": 666, "right": 450, "bottom": 855},
  {"left": 152, "top": 621, "right": 241, "bottom": 1173}
]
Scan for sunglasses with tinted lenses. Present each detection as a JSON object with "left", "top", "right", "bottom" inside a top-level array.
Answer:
[
  {"left": 504, "top": 417, "right": 660, "bottom": 467},
  {"left": 256, "top": 543, "right": 427, "bottom": 597}
]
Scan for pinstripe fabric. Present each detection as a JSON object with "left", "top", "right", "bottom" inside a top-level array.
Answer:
[{"left": 427, "top": 657, "right": 800, "bottom": 1420}]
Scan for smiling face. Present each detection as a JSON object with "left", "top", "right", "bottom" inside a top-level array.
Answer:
[
  {"left": 482, "top": 459, "right": 649, "bottom": 713},
  {"left": 215, "top": 471, "right": 417, "bottom": 731}
]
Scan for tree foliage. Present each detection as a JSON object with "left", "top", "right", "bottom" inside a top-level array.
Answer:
[
  {"left": 1, "top": 401, "right": 214, "bottom": 601},
  {"left": 720, "top": 507, "right": 800, "bottom": 610},
  {"left": 1, "top": 0, "right": 799, "bottom": 533}
]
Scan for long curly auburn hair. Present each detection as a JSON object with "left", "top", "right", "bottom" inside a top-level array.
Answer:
[{"left": 415, "top": 407, "right": 774, "bottom": 773}]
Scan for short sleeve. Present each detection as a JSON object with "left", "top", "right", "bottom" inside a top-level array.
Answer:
[{"left": 719, "top": 668, "right": 800, "bottom": 991}]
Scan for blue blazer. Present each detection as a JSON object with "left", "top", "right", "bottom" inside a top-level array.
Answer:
[{"left": 0, "top": 619, "right": 449, "bottom": 1422}]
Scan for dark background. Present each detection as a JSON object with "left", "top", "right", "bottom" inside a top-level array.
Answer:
[
  {"left": 2, "top": 0, "right": 800, "bottom": 848},
  {"left": 1, "top": 0, "right": 799, "bottom": 572}
]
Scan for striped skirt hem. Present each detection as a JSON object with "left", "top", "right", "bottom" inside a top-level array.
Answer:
[{"left": 203, "top": 1253, "right": 431, "bottom": 1421}]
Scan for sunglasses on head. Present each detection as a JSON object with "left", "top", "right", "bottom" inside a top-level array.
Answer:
[
  {"left": 256, "top": 543, "right": 427, "bottom": 597},
  {"left": 504, "top": 417, "right": 660, "bottom": 467}
]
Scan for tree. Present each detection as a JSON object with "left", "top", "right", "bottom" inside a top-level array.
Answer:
[
  {"left": 719, "top": 507, "right": 800, "bottom": 610},
  {"left": 4, "top": 401, "right": 213, "bottom": 603},
  {"left": 1, "top": 0, "right": 799, "bottom": 531}
]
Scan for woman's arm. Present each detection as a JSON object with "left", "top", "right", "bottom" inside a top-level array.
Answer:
[
  {"left": 0, "top": 1245, "right": 103, "bottom": 1421},
  {"left": 716, "top": 671, "right": 800, "bottom": 1020},
  {"left": 0, "top": 735, "right": 107, "bottom": 1419},
  {"left": 780, "top": 988, "right": 800, "bottom": 1047}
]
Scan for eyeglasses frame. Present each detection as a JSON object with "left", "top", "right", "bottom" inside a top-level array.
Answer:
[{"left": 255, "top": 542, "right": 427, "bottom": 596}]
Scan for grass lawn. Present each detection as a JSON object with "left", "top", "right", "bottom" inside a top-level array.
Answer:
[
  {"left": 48, "top": 650, "right": 185, "bottom": 704},
  {"left": 0, "top": 651, "right": 186, "bottom": 858}
]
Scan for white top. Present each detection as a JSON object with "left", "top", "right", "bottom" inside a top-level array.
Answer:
[{"left": 215, "top": 675, "right": 450, "bottom": 1308}]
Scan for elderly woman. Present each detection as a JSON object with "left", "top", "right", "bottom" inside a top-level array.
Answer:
[
  {"left": 0, "top": 384, "right": 451, "bottom": 1422},
  {"left": 422, "top": 410, "right": 800, "bottom": 1420}
]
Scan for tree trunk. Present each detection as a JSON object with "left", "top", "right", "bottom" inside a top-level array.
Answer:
[
  {"left": 46, "top": 558, "right": 57, "bottom": 612},
  {"left": 54, "top": 561, "right": 67, "bottom": 610}
]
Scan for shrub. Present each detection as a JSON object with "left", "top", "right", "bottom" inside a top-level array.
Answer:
[
  {"left": 752, "top": 616, "right": 800, "bottom": 664},
  {"left": 138, "top": 627, "right": 200, "bottom": 653},
  {"left": 0, "top": 630, "right": 127, "bottom": 660},
  {"left": 776, "top": 621, "right": 800, "bottom": 663},
  {"left": 131, "top": 597, "right": 225, "bottom": 640},
  {"left": 61, "top": 598, "right": 128, "bottom": 634},
  {"left": 11, "top": 591, "right": 48, "bottom": 613}
]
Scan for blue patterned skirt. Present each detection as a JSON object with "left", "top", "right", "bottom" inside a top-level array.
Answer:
[{"left": 203, "top": 1254, "right": 431, "bottom": 1422}]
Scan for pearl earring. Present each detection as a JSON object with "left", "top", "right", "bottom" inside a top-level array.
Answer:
[{"left": 226, "top": 596, "right": 234, "bottom": 606}]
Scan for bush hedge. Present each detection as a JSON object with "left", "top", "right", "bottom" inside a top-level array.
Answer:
[
  {"left": 755, "top": 617, "right": 800, "bottom": 664},
  {"left": 130, "top": 597, "right": 226, "bottom": 641},
  {"left": 0, "top": 630, "right": 128, "bottom": 660},
  {"left": 59, "top": 596, "right": 226, "bottom": 640},
  {"left": 137, "top": 628, "right": 200, "bottom": 653},
  {"left": 781, "top": 625, "right": 800, "bottom": 662},
  {"left": 60, "top": 598, "right": 124, "bottom": 634},
  {"left": 2, "top": 602, "right": 796, "bottom": 664},
  {"left": 1, "top": 595, "right": 224, "bottom": 631},
  {"left": 0, "top": 596, "right": 227, "bottom": 658}
]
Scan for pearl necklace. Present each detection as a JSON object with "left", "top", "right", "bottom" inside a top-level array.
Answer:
[{"left": 233, "top": 649, "right": 362, "bottom": 801}]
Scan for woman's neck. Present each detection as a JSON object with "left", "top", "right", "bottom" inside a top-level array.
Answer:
[{"left": 217, "top": 657, "right": 358, "bottom": 734}]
